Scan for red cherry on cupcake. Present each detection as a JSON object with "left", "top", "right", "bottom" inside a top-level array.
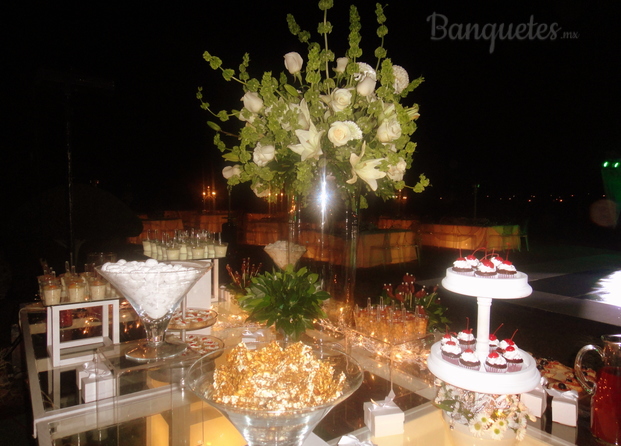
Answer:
[
  {"left": 501, "top": 329, "right": 518, "bottom": 345},
  {"left": 490, "top": 323, "right": 504, "bottom": 342},
  {"left": 504, "top": 345, "right": 516, "bottom": 353},
  {"left": 461, "top": 317, "right": 473, "bottom": 334},
  {"left": 488, "top": 351, "right": 500, "bottom": 358}
]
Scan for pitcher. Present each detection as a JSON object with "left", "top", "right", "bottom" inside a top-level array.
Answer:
[{"left": 575, "top": 334, "right": 621, "bottom": 445}]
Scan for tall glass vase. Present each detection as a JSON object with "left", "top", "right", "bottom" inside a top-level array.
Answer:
[{"left": 293, "top": 174, "right": 360, "bottom": 327}]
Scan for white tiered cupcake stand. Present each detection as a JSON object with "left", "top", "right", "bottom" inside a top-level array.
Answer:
[{"left": 427, "top": 268, "right": 540, "bottom": 394}]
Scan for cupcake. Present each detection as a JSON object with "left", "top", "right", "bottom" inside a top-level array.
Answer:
[
  {"left": 497, "top": 260, "right": 517, "bottom": 277},
  {"left": 441, "top": 331, "right": 458, "bottom": 346},
  {"left": 503, "top": 346, "right": 524, "bottom": 371},
  {"left": 452, "top": 257, "right": 473, "bottom": 274},
  {"left": 488, "top": 323, "right": 503, "bottom": 352},
  {"left": 485, "top": 351, "right": 508, "bottom": 373},
  {"left": 475, "top": 259, "right": 497, "bottom": 277},
  {"left": 465, "top": 254, "right": 480, "bottom": 270},
  {"left": 489, "top": 255, "right": 504, "bottom": 268},
  {"left": 441, "top": 340, "right": 461, "bottom": 365},
  {"left": 457, "top": 328, "right": 476, "bottom": 352},
  {"left": 497, "top": 338, "right": 517, "bottom": 354},
  {"left": 488, "top": 335, "right": 499, "bottom": 352},
  {"left": 459, "top": 349, "right": 481, "bottom": 371}
]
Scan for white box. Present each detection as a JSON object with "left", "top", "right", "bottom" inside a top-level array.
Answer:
[
  {"left": 363, "top": 400, "right": 404, "bottom": 437},
  {"left": 76, "top": 362, "right": 94, "bottom": 390},
  {"left": 521, "top": 388, "right": 547, "bottom": 418},
  {"left": 80, "top": 362, "right": 116, "bottom": 403},
  {"left": 551, "top": 396, "right": 578, "bottom": 427}
]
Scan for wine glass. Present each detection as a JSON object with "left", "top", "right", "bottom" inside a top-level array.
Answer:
[
  {"left": 187, "top": 341, "right": 363, "bottom": 446},
  {"left": 96, "top": 260, "right": 213, "bottom": 361}
]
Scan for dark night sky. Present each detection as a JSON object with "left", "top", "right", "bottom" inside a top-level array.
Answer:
[{"left": 3, "top": 0, "right": 621, "bottom": 216}]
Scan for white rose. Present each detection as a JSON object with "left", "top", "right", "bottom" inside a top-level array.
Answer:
[
  {"left": 356, "top": 76, "right": 376, "bottom": 97},
  {"left": 387, "top": 157, "right": 407, "bottom": 181},
  {"left": 335, "top": 57, "right": 349, "bottom": 73},
  {"left": 354, "top": 62, "right": 376, "bottom": 81},
  {"left": 283, "top": 52, "right": 303, "bottom": 75},
  {"left": 241, "top": 91, "right": 263, "bottom": 114},
  {"left": 330, "top": 88, "right": 352, "bottom": 112},
  {"left": 222, "top": 165, "right": 242, "bottom": 179},
  {"left": 252, "top": 143, "right": 276, "bottom": 167},
  {"left": 328, "top": 121, "right": 362, "bottom": 147},
  {"left": 392, "top": 65, "right": 410, "bottom": 94},
  {"left": 377, "top": 117, "right": 402, "bottom": 143}
]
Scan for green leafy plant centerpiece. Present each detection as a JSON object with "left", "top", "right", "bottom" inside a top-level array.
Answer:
[{"left": 237, "top": 265, "right": 330, "bottom": 340}]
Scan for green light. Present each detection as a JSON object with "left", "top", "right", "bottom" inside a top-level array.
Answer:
[
  {"left": 615, "top": 162, "right": 621, "bottom": 168},
  {"left": 603, "top": 161, "right": 609, "bottom": 168}
]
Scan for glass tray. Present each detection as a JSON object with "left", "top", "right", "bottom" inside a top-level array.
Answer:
[{"left": 168, "top": 308, "right": 218, "bottom": 331}]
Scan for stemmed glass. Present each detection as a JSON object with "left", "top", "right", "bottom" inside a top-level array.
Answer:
[
  {"left": 187, "top": 341, "right": 363, "bottom": 446},
  {"left": 96, "top": 260, "right": 213, "bottom": 361}
]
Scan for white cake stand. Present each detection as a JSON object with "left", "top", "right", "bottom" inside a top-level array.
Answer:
[{"left": 427, "top": 268, "right": 540, "bottom": 394}]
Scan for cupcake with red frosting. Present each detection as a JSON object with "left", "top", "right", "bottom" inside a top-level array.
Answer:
[
  {"left": 475, "top": 259, "right": 497, "bottom": 277},
  {"left": 485, "top": 351, "right": 508, "bottom": 373},
  {"left": 441, "top": 340, "right": 461, "bottom": 365},
  {"left": 503, "top": 346, "right": 524, "bottom": 371},
  {"left": 459, "top": 349, "right": 481, "bottom": 371}
]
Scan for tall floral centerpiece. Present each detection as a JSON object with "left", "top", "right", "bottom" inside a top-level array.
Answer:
[{"left": 198, "top": 1, "right": 429, "bottom": 316}]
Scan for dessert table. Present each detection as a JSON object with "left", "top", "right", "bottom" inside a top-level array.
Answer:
[{"left": 20, "top": 301, "right": 598, "bottom": 445}]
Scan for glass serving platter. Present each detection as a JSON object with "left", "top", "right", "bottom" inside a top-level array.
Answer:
[{"left": 167, "top": 308, "right": 218, "bottom": 331}]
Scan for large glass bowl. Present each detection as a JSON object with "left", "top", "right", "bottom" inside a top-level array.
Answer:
[
  {"left": 96, "top": 260, "right": 212, "bottom": 361},
  {"left": 187, "top": 341, "right": 363, "bottom": 446}
]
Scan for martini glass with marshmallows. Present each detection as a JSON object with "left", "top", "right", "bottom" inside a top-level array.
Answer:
[{"left": 97, "top": 259, "right": 212, "bottom": 361}]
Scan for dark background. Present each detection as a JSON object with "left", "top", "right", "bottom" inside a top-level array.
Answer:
[{"left": 2, "top": 0, "right": 621, "bottom": 225}]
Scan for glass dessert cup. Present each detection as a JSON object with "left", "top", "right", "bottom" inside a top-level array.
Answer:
[
  {"left": 96, "top": 260, "right": 212, "bottom": 361},
  {"left": 187, "top": 341, "right": 363, "bottom": 446}
]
